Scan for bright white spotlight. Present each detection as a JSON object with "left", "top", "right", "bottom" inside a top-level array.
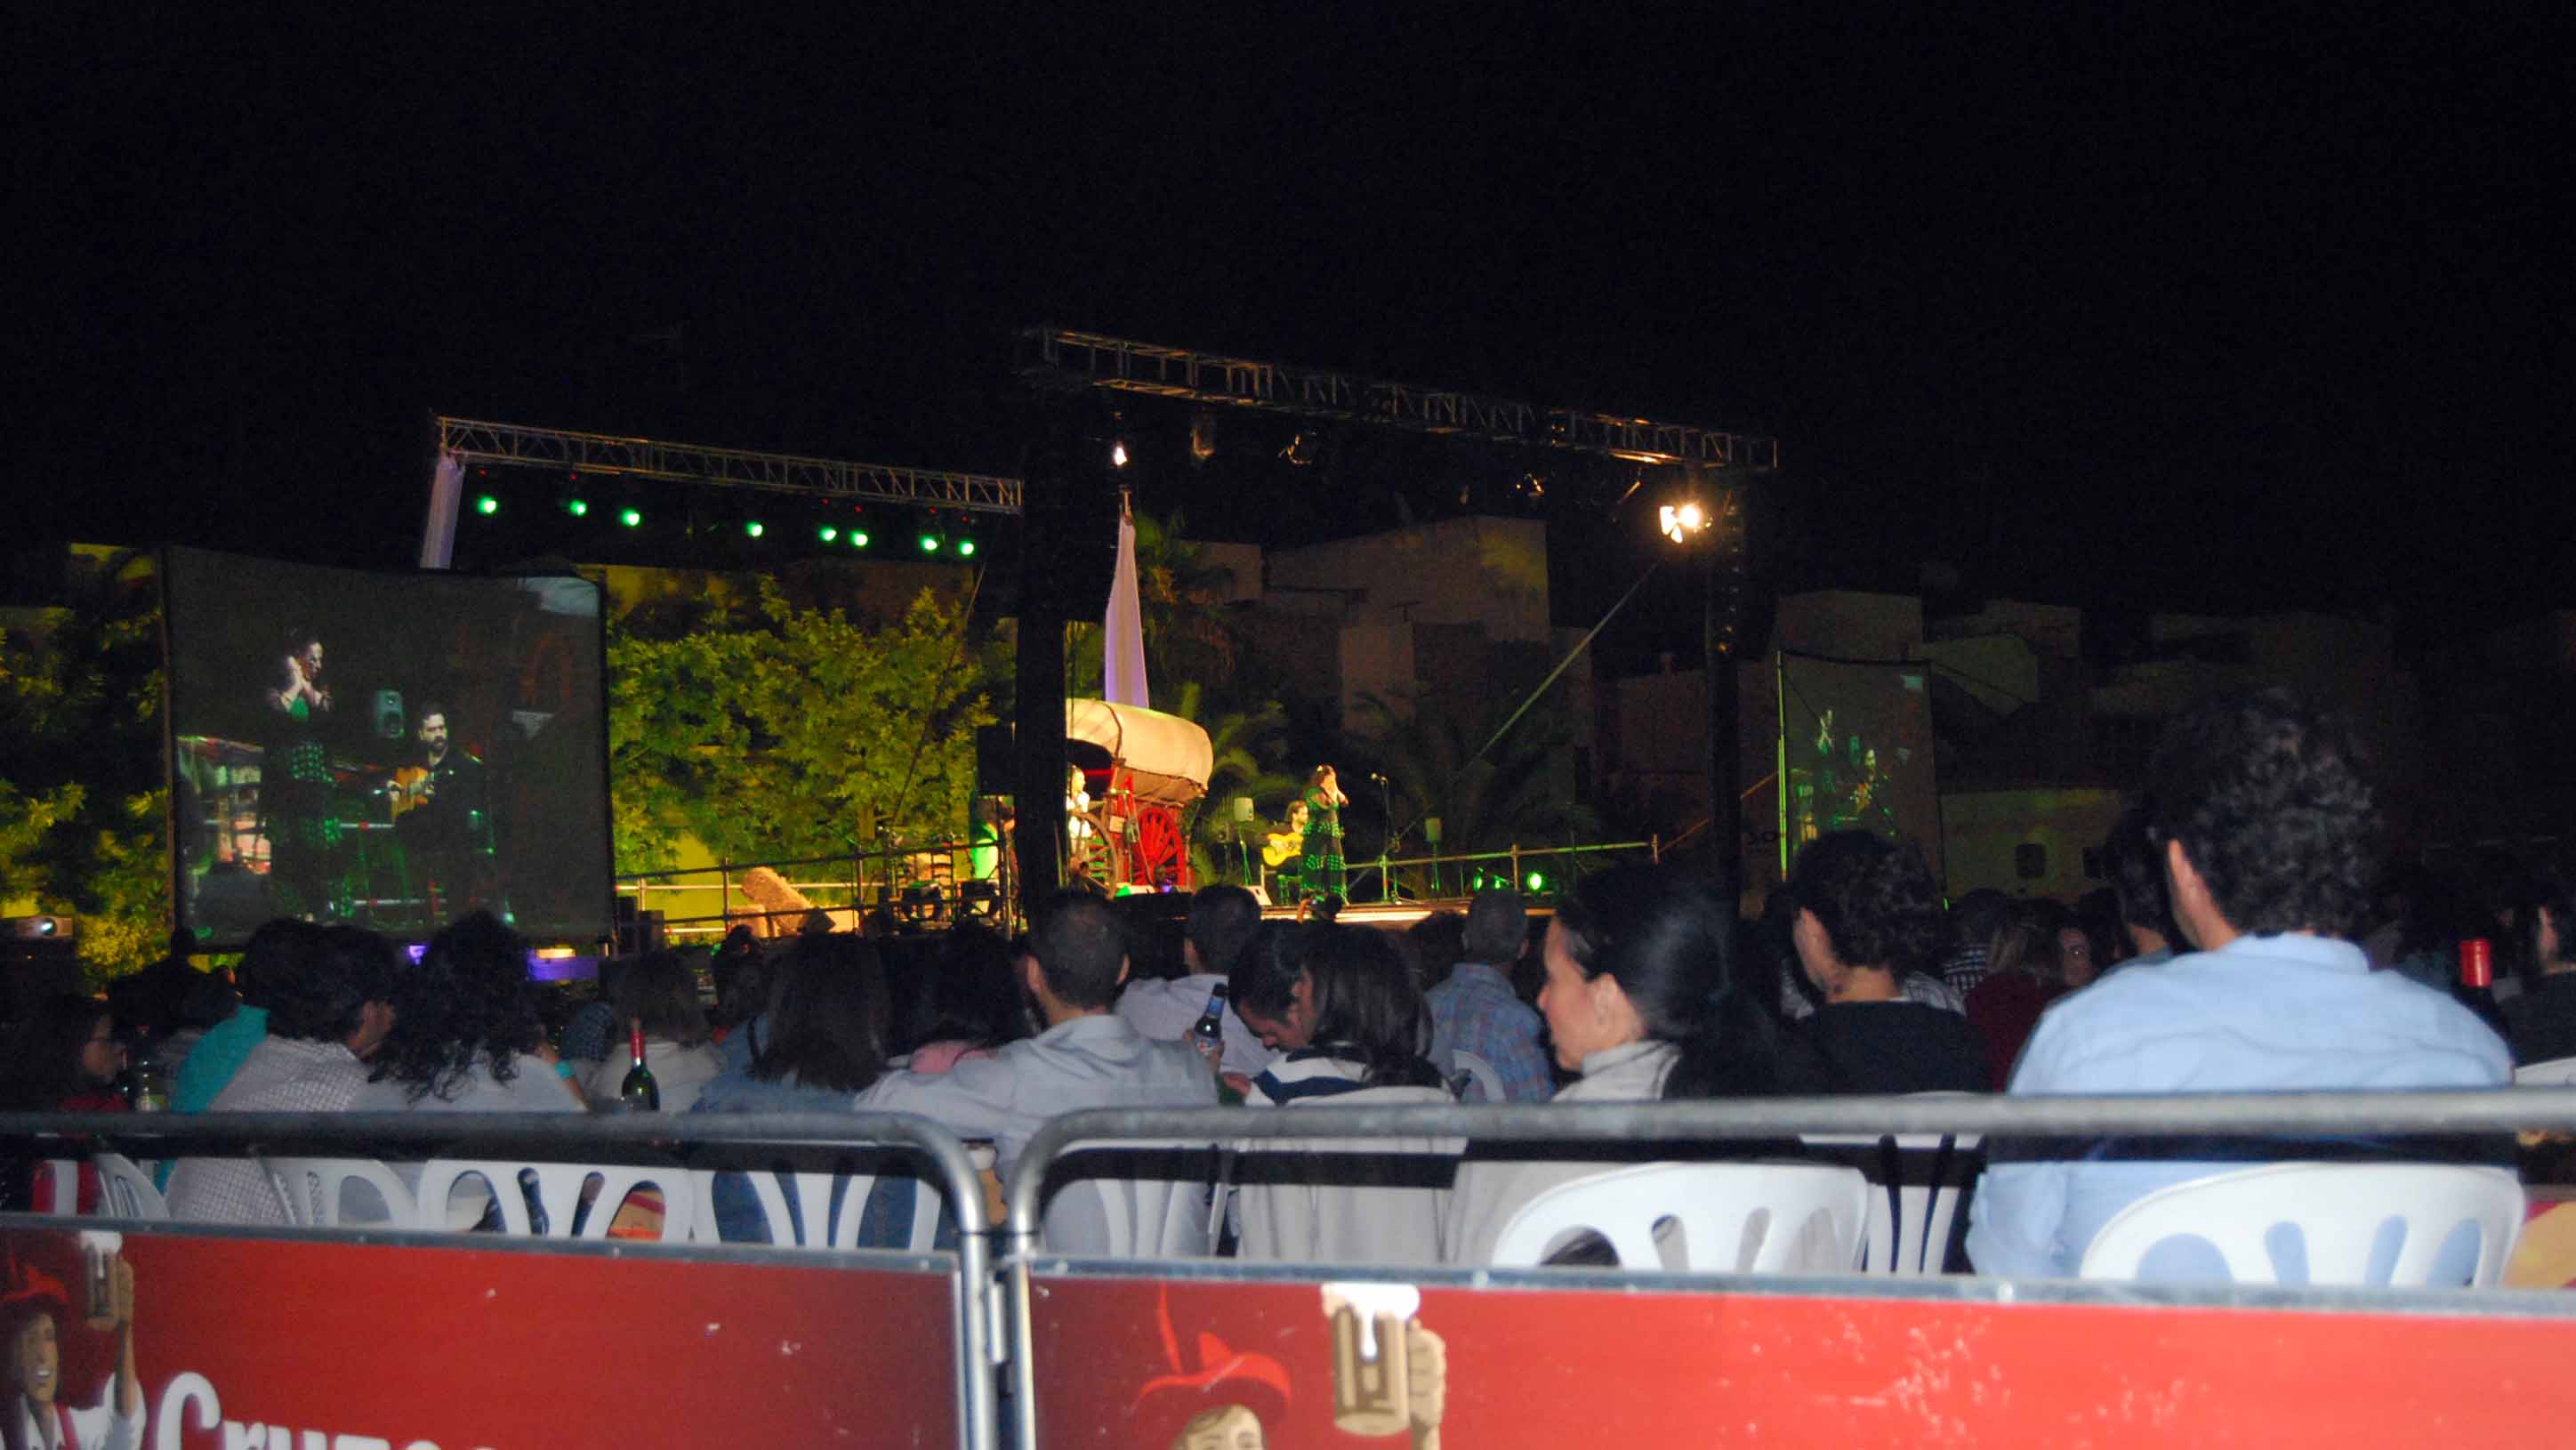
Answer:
[
  {"left": 1110, "top": 441, "right": 1131, "bottom": 469},
  {"left": 1661, "top": 500, "right": 1709, "bottom": 544},
  {"left": 1678, "top": 502, "right": 1705, "bottom": 530}
]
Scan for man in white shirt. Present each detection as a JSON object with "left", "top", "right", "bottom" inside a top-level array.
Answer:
[
  {"left": 1114, "top": 885, "right": 1273, "bottom": 1076},
  {"left": 167, "top": 923, "right": 398, "bottom": 1227},
  {"left": 857, "top": 891, "right": 1213, "bottom": 1192}
]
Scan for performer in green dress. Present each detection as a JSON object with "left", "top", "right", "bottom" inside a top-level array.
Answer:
[{"left": 1300, "top": 764, "right": 1349, "bottom": 910}]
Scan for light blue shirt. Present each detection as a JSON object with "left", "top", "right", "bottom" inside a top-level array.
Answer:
[{"left": 1965, "top": 931, "right": 2511, "bottom": 1280}]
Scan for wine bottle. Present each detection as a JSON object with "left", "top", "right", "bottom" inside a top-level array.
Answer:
[
  {"left": 620, "top": 1021, "right": 661, "bottom": 1111},
  {"left": 2454, "top": 938, "right": 2510, "bottom": 1039}
]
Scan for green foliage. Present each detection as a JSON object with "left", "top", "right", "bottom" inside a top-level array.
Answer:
[
  {"left": 1162, "top": 681, "right": 1299, "bottom": 885},
  {"left": 0, "top": 551, "right": 171, "bottom": 982},
  {"left": 1067, "top": 510, "right": 1242, "bottom": 703},
  {"left": 608, "top": 579, "right": 994, "bottom": 874},
  {"left": 1353, "top": 693, "right": 1598, "bottom": 867}
]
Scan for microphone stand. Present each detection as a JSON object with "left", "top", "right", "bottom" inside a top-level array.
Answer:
[{"left": 1373, "top": 774, "right": 1396, "bottom": 905}]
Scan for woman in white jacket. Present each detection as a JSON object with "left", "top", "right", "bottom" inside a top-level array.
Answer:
[{"left": 1445, "top": 866, "right": 1797, "bottom": 1264}]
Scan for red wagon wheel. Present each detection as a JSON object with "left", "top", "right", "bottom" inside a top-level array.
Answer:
[{"left": 1134, "top": 805, "right": 1185, "bottom": 887}]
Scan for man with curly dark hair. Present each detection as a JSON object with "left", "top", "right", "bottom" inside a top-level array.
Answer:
[
  {"left": 1967, "top": 688, "right": 2511, "bottom": 1280},
  {"left": 1781, "top": 831, "right": 1986, "bottom": 1093}
]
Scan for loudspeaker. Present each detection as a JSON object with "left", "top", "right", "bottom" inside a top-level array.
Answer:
[
  {"left": 976, "top": 723, "right": 1016, "bottom": 800},
  {"left": 374, "top": 689, "right": 407, "bottom": 740},
  {"left": 1231, "top": 796, "right": 1256, "bottom": 823}
]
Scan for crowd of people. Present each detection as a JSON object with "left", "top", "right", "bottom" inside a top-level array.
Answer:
[{"left": 5, "top": 685, "right": 2572, "bottom": 1277}]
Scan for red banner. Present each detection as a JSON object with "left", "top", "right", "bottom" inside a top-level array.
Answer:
[
  {"left": 0, "top": 1226, "right": 956, "bottom": 1449},
  {"left": 1031, "top": 1271, "right": 2576, "bottom": 1447}
]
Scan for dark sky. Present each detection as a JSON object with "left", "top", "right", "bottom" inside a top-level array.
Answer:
[{"left": 17, "top": 8, "right": 2568, "bottom": 651}]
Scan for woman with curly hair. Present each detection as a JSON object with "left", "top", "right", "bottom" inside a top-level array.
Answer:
[
  {"left": 1782, "top": 831, "right": 1986, "bottom": 1094},
  {"left": 354, "top": 912, "right": 584, "bottom": 1114}
]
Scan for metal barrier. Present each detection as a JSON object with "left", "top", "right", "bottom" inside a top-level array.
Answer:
[
  {"left": 0, "top": 1111, "right": 996, "bottom": 1450},
  {"left": 1000, "top": 1089, "right": 2576, "bottom": 1447},
  {"left": 15, "top": 1092, "right": 2576, "bottom": 1446}
]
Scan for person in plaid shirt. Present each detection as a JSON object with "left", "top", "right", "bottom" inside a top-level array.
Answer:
[{"left": 1425, "top": 890, "right": 1553, "bottom": 1102}]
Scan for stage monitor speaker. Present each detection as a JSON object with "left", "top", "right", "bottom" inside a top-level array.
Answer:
[
  {"left": 374, "top": 689, "right": 407, "bottom": 740},
  {"left": 1231, "top": 796, "right": 1256, "bottom": 823}
]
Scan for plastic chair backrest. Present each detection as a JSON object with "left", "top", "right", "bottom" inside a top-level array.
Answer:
[
  {"left": 1233, "top": 1084, "right": 1460, "bottom": 1266},
  {"left": 2077, "top": 1163, "right": 2527, "bottom": 1285},
  {"left": 1490, "top": 1161, "right": 1870, "bottom": 1272},
  {"left": 1804, "top": 1094, "right": 1985, "bottom": 1276},
  {"left": 415, "top": 1159, "right": 696, "bottom": 1242},
  {"left": 2515, "top": 1056, "right": 2576, "bottom": 1085},
  {"left": 263, "top": 1156, "right": 417, "bottom": 1228},
  {"left": 90, "top": 1153, "right": 170, "bottom": 1221},
  {"left": 1042, "top": 1142, "right": 1218, "bottom": 1258},
  {"left": 688, "top": 1166, "right": 944, "bottom": 1252},
  {"left": 1448, "top": 1050, "right": 1509, "bottom": 1105}
]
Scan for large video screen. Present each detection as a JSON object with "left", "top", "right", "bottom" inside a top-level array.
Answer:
[
  {"left": 165, "top": 546, "right": 612, "bottom": 946},
  {"left": 1777, "top": 652, "right": 1943, "bottom": 881}
]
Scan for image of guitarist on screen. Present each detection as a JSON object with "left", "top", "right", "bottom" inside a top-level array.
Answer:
[{"left": 393, "top": 704, "right": 492, "bottom": 918}]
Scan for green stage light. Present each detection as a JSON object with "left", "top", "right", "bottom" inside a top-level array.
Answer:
[
  {"left": 1524, "top": 870, "right": 1548, "bottom": 892},
  {"left": 565, "top": 498, "right": 589, "bottom": 518},
  {"left": 919, "top": 534, "right": 940, "bottom": 553},
  {"left": 744, "top": 520, "right": 765, "bottom": 539},
  {"left": 474, "top": 495, "right": 500, "bottom": 516},
  {"left": 851, "top": 529, "right": 871, "bottom": 548},
  {"left": 818, "top": 525, "right": 839, "bottom": 544},
  {"left": 955, "top": 538, "right": 977, "bottom": 557},
  {"left": 619, "top": 506, "right": 644, "bottom": 528}
]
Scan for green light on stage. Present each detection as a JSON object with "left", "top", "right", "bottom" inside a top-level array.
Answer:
[
  {"left": 619, "top": 507, "right": 644, "bottom": 528},
  {"left": 851, "top": 529, "right": 870, "bottom": 548},
  {"left": 817, "top": 525, "right": 839, "bottom": 544},
  {"left": 745, "top": 520, "right": 766, "bottom": 539},
  {"left": 1525, "top": 870, "right": 1548, "bottom": 892},
  {"left": 565, "top": 498, "right": 589, "bottom": 518},
  {"left": 955, "top": 538, "right": 977, "bottom": 557},
  {"left": 919, "top": 534, "right": 940, "bottom": 553},
  {"left": 474, "top": 495, "right": 499, "bottom": 516}
]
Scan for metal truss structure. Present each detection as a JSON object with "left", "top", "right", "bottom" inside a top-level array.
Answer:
[
  {"left": 1018, "top": 328, "right": 1779, "bottom": 471},
  {"left": 436, "top": 416, "right": 1025, "bottom": 515}
]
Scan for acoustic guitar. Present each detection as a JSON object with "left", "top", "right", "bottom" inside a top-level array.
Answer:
[{"left": 1262, "top": 829, "right": 1302, "bottom": 867}]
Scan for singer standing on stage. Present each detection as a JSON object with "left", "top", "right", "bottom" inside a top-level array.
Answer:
[{"left": 1300, "top": 765, "right": 1349, "bottom": 908}]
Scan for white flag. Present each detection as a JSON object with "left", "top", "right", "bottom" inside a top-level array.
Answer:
[{"left": 1104, "top": 495, "right": 1151, "bottom": 708}]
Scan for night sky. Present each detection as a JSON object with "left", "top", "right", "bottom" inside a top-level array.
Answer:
[{"left": 18, "top": 8, "right": 2568, "bottom": 657}]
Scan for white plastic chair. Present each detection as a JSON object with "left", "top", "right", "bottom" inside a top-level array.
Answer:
[
  {"left": 1039, "top": 1142, "right": 1220, "bottom": 1257},
  {"left": 2077, "top": 1163, "right": 2527, "bottom": 1286},
  {"left": 1489, "top": 1162, "right": 1870, "bottom": 1272},
  {"left": 262, "top": 1157, "right": 418, "bottom": 1228},
  {"left": 2515, "top": 1056, "right": 2576, "bottom": 1085},
  {"left": 687, "top": 1166, "right": 944, "bottom": 1252},
  {"left": 1449, "top": 1050, "right": 1509, "bottom": 1105},
  {"left": 89, "top": 1153, "right": 170, "bottom": 1221},
  {"left": 1805, "top": 1095, "right": 1985, "bottom": 1276},
  {"left": 1232, "top": 1084, "right": 1461, "bottom": 1267},
  {"left": 415, "top": 1160, "right": 696, "bottom": 1242}
]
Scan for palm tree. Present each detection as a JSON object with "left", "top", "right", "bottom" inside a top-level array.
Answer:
[
  {"left": 1067, "top": 509, "right": 1243, "bottom": 702},
  {"left": 1165, "top": 681, "right": 1299, "bottom": 887},
  {"left": 1348, "top": 695, "right": 1598, "bottom": 899}
]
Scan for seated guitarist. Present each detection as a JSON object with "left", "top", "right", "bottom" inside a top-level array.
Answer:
[{"left": 393, "top": 705, "right": 489, "bottom": 915}]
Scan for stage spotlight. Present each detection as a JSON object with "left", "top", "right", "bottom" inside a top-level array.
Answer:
[
  {"left": 1524, "top": 869, "right": 1549, "bottom": 893},
  {"left": 1189, "top": 410, "right": 1217, "bottom": 463},
  {"left": 474, "top": 495, "right": 500, "bottom": 516},
  {"left": 850, "top": 529, "right": 871, "bottom": 548},
  {"left": 1660, "top": 501, "right": 1708, "bottom": 544},
  {"left": 619, "top": 506, "right": 644, "bottom": 528},
  {"left": 1281, "top": 431, "right": 1316, "bottom": 466},
  {"left": 817, "top": 525, "right": 839, "bottom": 544},
  {"left": 744, "top": 520, "right": 766, "bottom": 539},
  {"left": 564, "top": 498, "right": 590, "bottom": 518},
  {"left": 919, "top": 533, "right": 940, "bottom": 553},
  {"left": 955, "top": 538, "right": 977, "bottom": 558},
  {"left": 1111, "top": 440, "right": 1131, "bottom": 469}
]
